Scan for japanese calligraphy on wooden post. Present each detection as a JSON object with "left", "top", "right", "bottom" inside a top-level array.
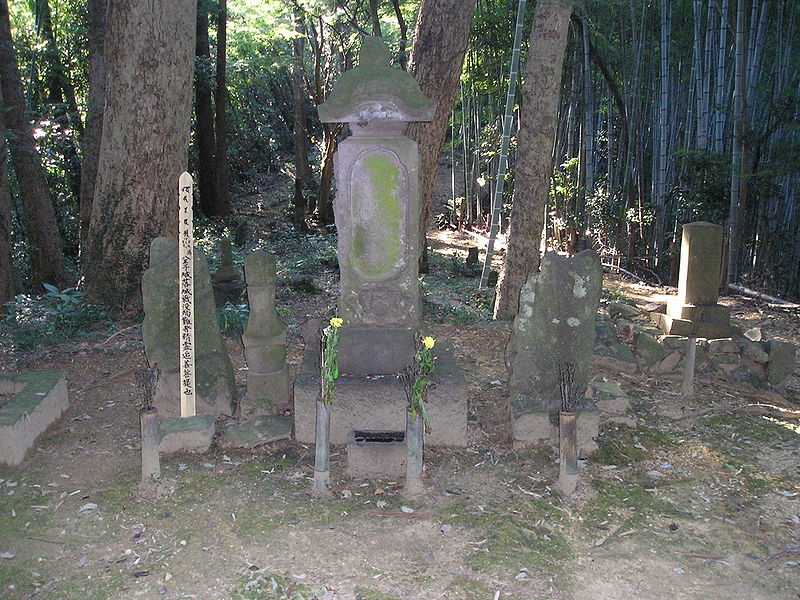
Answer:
[{"left": 178, "top": 172, "right": 196, "bottom": 417}]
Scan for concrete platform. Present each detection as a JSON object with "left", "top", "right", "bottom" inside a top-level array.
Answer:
[
  {"left": 0, "top": 371, "right": 69, "bottom": 467},
  {"left": 159, "top": 415, "right": 215, "bottom": 454},
  {"left": 294, "top": 341, "right": 467, "bottom": 447},
  {"left": 346, "top": 430, "right": 407, "bottom": 477}
]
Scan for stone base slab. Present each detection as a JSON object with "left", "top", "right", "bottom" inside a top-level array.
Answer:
[
  {"left": 651, "top": 312, "right": 739, "bottom": 339},
  {"left": 159, "top": 415, "right": 216, "bottom": 454},
  {"left": 0, "top": 371, "right": 69, "bottom": 467},
  {"left": 346, "top": 430, "right": 407, "bottom": 478},
  {"left": 512, "top": 404, "right": 599, "bottom": 457},
  {"left": 294, "top": 341, "right": 467, "bottom": 447},
  {"left": 218, "top": 415, "right": 292, "bottom": 449},
  {"left": 666, "top": 300, "right": 730, "bottom": 324}
]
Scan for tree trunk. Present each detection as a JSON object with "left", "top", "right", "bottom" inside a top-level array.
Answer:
[
  {"left": 83, "top": 0, "right": 196, "bottom": 308},
  {"left": 727, "top": 0, "right": 746, "bottom": 286},
  {"left": 390, "top": 0, "right": 408, "bottom": 69},
  {"left": 291, "top": 8, "right": 310, "bottom": 230},
  {"left": 493, "top": 0, "right": 573, "bottom": 319},
  {"left": 405, "top": 0, "right": 476, "bottom": 263},
  {"left": 195, "top": 0, "right": 218, "bottom": 216},
  {"left": 0, "top": 0, "right": 67, "bottom": 287},
  {"left": 0, "top": 80, "right": 14, "bottom": 306},
  {"left": 214, "top": 0, "right": 231, "bottom": 215},
  {"left": 79, "top": 0, "right": 107, "bottom": 247}
]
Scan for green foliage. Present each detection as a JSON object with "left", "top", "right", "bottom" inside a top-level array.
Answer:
[
  {"left": 319, "top": 318, "right": 341, "bottom": 405},
  {"left": 402, "top": 335, "right": 436, "bottom": 430},
  {"left": 217, "top": 302, "right": 249, "bottom": 337},
  {"left": 670, "top": 151, "right": 730, "bottom": 224},
  {"left": 2, "top": 284, "right": 113, "bottom": 351}
]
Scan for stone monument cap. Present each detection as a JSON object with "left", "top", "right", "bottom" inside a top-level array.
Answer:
[{"left": 318, "top": 36, "right": 435, "bottom": 124}]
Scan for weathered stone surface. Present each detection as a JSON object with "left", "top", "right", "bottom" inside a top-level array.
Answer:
[
  {"left": 653, "top": 312, "right": 738, "bottom": 339},
  {"left": 508, "top": 250, "right": 602, "bottom": 414},
  {"left": 651, "top": 351, "right": 682, "bottom": 375},
  {"left": 588, "top": 380, "right": 631, "bottom": 416},
  {"left": 635, "top": 332, "right": 666, "bottom": 368},
  {"left": 242, "top": 252, "right": 289, "bottom": 416},
  {"left": 608, "top": 302, "right": 640, "bottom": 319},
  {"left": 735, "top": 337, "right": 769, "bottom": 363},
  {"left": 594, "top": 341, "right": 637, "bottom": 365},
  {"left": 744, "top": 327, "right": 763, "bottom": 342},
  {"left": 595, "top": 321, "right": 617, "bottom": 344},
  {"left": 660, "top": 335, "right": 687, "bottom": 352},
  {"left": 319, "top": 37, "right": 434, "bottom": 376},
  {"left": 512, "top": 406, "right": 598, "bottom": 456},
  {"left": 159, "top": 415, "right": 215, "bottom": 454},
  {"left": 211, "top": 238, "right": 243, "bottom": 306},
  {"left": 294, "top": 340, "right": 467, "bottom": 447},
  {"left": 318, "top": 37, "right": 435, "bottom": 123},
  {"left": 766, "top": 341, "right": 796, "bottom": 385},
  {"left": 346, "top": 430, "right": 407, "bottom": 478},
  {"left": 708, "top": 338, "right": 739, "bottom": 354},
  {"left": 729, "top": 364, "right": 764, "bottom": 387},
  {"left": 676, "top": 222, "right": 724, "bottom": 305},
  {"left": 142, "top": 237, "right": 236, "bottom": 417},
  {"left": 0, "top": 371, "right": 69, "bottom": 467},
  {"left": 591, "top": 354, "right": 638, "bottom": 375},
  {"left": 217, "top": 415, "right": 292, "bottom": 450}
]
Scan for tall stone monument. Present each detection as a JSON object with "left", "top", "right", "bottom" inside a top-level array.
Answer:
[
  {"left": 318, "top": 36, "right": 435, "bottom": 376},
  {"left": 653, "top": 221, "right": 736, "bottom": 338},
  {"left": 242, "top": 251, "right": 289, "bottom": 417},
  {"left": 507, "top": 251, "right": 602, "bottom": 451},
  {"left": 293, "top": 37, "right": 467, "bottom": 447}
]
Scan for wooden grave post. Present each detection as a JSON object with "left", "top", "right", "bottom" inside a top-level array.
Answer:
[{"left": 178, "top": 172, "right": 196, "bottom": 417}]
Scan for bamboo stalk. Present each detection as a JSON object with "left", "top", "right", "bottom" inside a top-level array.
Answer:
[
  {"left": 313, "top": 399, "right": 331, "bottom": 497},
  {"left": 140, "top": 407, "right": 160, "bottom": 483},
  {"left": 405, "top": 411, "right": 424, "bottom": 497},
  {"left": 681, "top": 337, "right": 697, "bottom": 399}
]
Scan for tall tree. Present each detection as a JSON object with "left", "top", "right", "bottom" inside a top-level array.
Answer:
[
  {"left": 291, "top": 7, "right": 311, "bottom": 229},
  {"left": 79, "top": 0, "right": 107, "bottom": 246},
  {"left": 493, "top": 0, "right": 573, "bottom": 319},
  {"left": 0, "top": 0, "right": 67, "bottom": 287},
  {"left": 214, "top": 0, "right": 231, "bottom": 215},
  {"left": 195, "top": 0, "right": 218, "bottom": 216},
  {"left": 83, "top": 0, "right": 196, "bottom": 307},
  {"left": 727, "top": 0, "right": 746, "bottom": 285},
  {"left": 0, "top": 80, "right": 14, "bottom": 305},
  {"left": 405, "top": 0, "right": 476, "bottom": 267}
]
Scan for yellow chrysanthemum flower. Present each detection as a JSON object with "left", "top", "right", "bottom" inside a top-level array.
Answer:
[
  {"left": 422, "top": 336, "right": 435, "bottom": 349},
  {"left": 330, "top": 317, "right": 343, "bottom": 328}
]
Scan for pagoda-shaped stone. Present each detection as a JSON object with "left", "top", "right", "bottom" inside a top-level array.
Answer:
[
  {"left": 293, "top": 37, "right": 467, "bottom": 448},
  {"left": 319, "top": 36, "right": 435, "bottom": 376}
]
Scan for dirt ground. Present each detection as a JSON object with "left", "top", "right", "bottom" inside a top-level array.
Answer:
[{"left": 1, "top": 209, "right": 799, "bottom": 599}]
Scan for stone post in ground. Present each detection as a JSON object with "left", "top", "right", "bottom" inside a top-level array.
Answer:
[
  {"left": 242, "top": 251, "right": 289, "bottom": 416},
  {"left": 212, "top": 237, "right": 244, "bottom": 306},
  {"left": 318, "top": 36, "right": 435, "bottom": 376}
]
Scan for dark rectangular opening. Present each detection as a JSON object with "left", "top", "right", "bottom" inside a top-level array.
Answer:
[{"left": 353, "top": 430, "right": 405, "bottom": 445}]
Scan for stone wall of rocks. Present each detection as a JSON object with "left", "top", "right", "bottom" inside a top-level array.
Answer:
[{"left": 593, "top": 302, "right": 796, "bottom": 387}]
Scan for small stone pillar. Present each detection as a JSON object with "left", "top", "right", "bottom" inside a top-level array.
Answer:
[
  {"left": 654, "top": 222, "right": 735, "bottom": 338},
  {"left": 318, "top": 36, "right": 435, "bottom": 375},
  {"left": 242, "top": 251, "right": 289, "bottom": 416}
]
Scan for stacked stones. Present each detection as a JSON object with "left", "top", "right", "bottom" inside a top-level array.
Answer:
[{"left": 242, "top": 251, "right": 289, "bottom": 417}]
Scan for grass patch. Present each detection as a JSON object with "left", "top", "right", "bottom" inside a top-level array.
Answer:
[{"left": 592, "top": 424, "right": 678, "bottom": 466}]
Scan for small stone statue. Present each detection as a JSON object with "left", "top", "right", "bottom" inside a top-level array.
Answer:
[
  {"left": 212, "top": 238, "right": 244, "bottom": 307},
  {"left": 241, "top": 251, "right": 289, "bottom": 416}
]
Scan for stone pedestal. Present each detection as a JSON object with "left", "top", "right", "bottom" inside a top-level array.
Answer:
[
  {"left": 294, "top": 341, "right": 467, "bottom": 447},
  {"left": 212, "top": 238, "right": 243, "bottom": 306},
  {"left": 654, "top": 222, "right": 736, "bottom": 338},
  {"left": 242, "top": 252, "right": 289, "bottom": 417}
]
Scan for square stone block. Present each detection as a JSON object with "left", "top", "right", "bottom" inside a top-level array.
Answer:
[
  {"left": 0, "top": 371, "right": 69, "bottom": 467},
  {"left": 651, "top": 313, "right": 738, "bottom": 339},
  {"left": 346, "top": 430, "right": 406, "bottom": 478},
  {"left": 512, "top": 403, "right": 599, "bottom": 457},
  {"left": 159, "top": 414, "right": 215, "bottom": 454},
  {"left": 294, "top": 341, "right": 467, "bottom": 447},
  {"left": 666, "top": 300, "right": 731, "bottom": 324}
]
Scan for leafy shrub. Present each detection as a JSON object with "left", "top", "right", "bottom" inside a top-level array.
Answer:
[
  {"left": 3, "top": 284, "right": 113, "bottom": 351},
  {"left": 217, "top": 302, "right": 249, "bottom": 338}
]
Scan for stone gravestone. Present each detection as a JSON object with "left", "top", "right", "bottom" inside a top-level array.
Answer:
[
  {"left": 319, "top": 35, "right": 435, "bottom": 376},
  {"left": 507, "top": 250, "right": 602, "bottom": 451},
  {"left": 241, "top": 251, "right": 289, "bottom": 417},
  {"left": 653, "top": 221, "right": 736, "bottom": 338},
  {"left": 212, "top": 237, "right": 244, "bottom": 307},
  {"left": 142, "top": 237, "right": 236, "bottom": 418},
  {"left": 293, "top": 37, "right": 468, "bottom": 447}
]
